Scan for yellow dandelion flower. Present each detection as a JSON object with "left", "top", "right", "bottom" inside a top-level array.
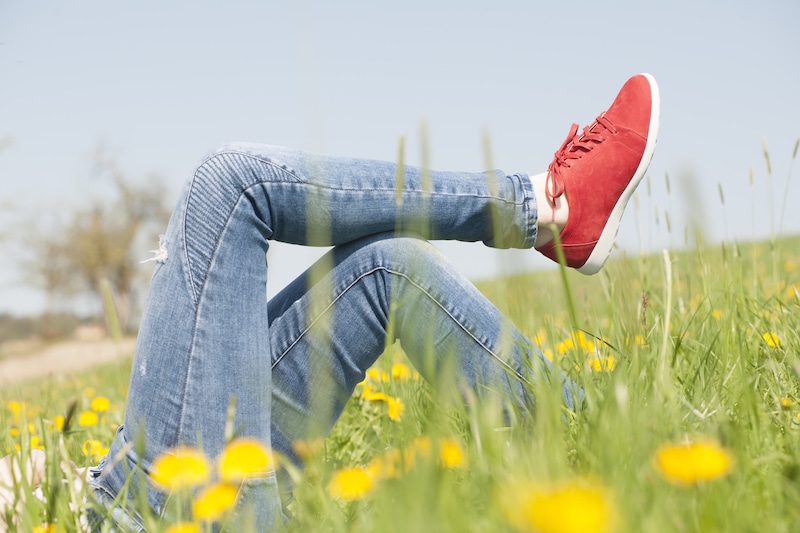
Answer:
[
  {"left": 364, "top": 390, "right": 405, "bottom": 421},
  {"left": 654, "top": 440, "right": 734, "bottom": 485},
  {"left": 402, "top": 446, "right": 416, "bottom": 471},
  {"left": 164, "top": 522, "right": 200, "bottom": 533},
  {"left": 542, "top": 348, "right": 555, "bottom": 362},
  {"left": 82, "top": 439, "right": 109, "bottom": 462},
  {"left": 412, "top": 436, "right": 432, "bottom": 457},
  {"left": 91, "top": 396, "right": 111, "bottom": 413},
  {"left": 500, "top": 478, "right": 614, "bottom": 533},
  {"left": 53, "top": 415, "right": 65, "bottom": 432},
  {"left": 328, "top": 466, "right": 375, "bottom": 501},
  {"left": 587, "top": 353, "right": 617, "bottom": 373},
  {"left": 762, "top": 332, "right": 781, "bottom": 348},
  {"left": 712, "top": 309, "right": 723, "bottom": 320},
  {"left": 193, "top": 483, "right": 239, "bottom": 522},
  {"left": 780, "top": 397, "right": 796, "bottom": 409},
  {"left": 363, "top": 390, "right": 389, "bottom": 403},
  {"left": 365, "top": 455, "right": 386, "bottom": 480},
  {"left": 6, "top": 400, "right": 25, "bottom": 424},
  {"left": 402, "top": 436, "right": 433, "bottom": 471},
  {"left": 439, "top": 438, "right": 466, "bottom": 469},
  {"left": 150, "top": 446, "right": 211, "bottom": 491},
  {"left": 9, "top": 427, "right": 19, "bottom": 437},
  {"left": 386, "top": 397, "right": 405, "bottom": 422},
  {"left": 556, "top": 338, "right": 575, "bottom": 355},
  {"left": 8, "top": 400, "right": 38, "bottom": 420},
  {"left": 367, "top": 448, "right": 401, "bottom": 480},
  {"left": 360, "top": 383, "right": 374, "bottom": 399},
  {"left": 385, "top": 448, "right": 403, "bottom": 477},
  {"left": 217, "top": 438, "right": 274, "bottom": 483},
  {"left": 575, "top": 331, "right": 596, "bottom": 352},
  {"left": 292, "top": 438, "right": 325, "bottom": 461},
  {"left": 533, "top": 327, "right": 547, "bottom": 345},
  {"left": 788, "top": 284, "right": 799, "bottom": 300},
  {"left": 32, "top": 524, "right": 57, "bottom": 533},
  {"left": 391, "top": 363, "right": 411, "bottom": 381},
  {"left": 365, "top": 368, "right": 390, "bottom": 383},
  {"left": 78, "top": 410, "right": 99, "bottom": 428},
  {"left": 14, "top": 435, "right": 43, "bottom": 453}
]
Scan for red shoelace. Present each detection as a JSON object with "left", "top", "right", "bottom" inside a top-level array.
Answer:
[{"left": 545, "top": 113, "right": 618, "bottom": 221}]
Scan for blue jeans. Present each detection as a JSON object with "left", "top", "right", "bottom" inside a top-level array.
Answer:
[{"left": 88, "top": 143, "right": 577, "bottom": 531}]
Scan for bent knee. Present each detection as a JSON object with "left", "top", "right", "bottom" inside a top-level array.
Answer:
[{"left": 353, "top": 234, "right": 446, "bottom": 271}]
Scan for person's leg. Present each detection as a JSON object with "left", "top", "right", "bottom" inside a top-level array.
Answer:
[
  {"left": 267, "top": 233, "right": 576, "bottom": 469},
  {"left": 88, "top": 143, "right": 540, "bottom": 530},
  {"left": 88, "top": 72, "right": 659, "bottom": 530}
]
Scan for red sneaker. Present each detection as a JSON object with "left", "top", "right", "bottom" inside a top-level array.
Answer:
[{"left": 537, "top": 73, "right": 660, "bottom": 274}]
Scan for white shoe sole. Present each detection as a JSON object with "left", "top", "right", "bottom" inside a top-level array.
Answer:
[{"left": 577, "top": 73, "right": 661, "bottom": 275}]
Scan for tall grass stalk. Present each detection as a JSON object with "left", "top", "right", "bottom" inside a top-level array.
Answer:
[
  {"left": 657, "top": 249, "right": 674, "bottom": 401},
  {"left": 777, "top": 138, "right": 799, "bottom": 237},
  {"left": 100, "top": 278, "right": 122, "bottom": 344}
]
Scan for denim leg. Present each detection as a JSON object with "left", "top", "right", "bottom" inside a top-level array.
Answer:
[
  {"left": 90, "top": 163, "right": 282, "bottom": 530},
  {"left": 184, "top": 142, "right": 538, "bottom": 250},
  {"left": 268, "top": 234, "right": 575, "bottom": 468},
  {"left": 88, "top": 143, "right": 540, "bottom": 530}
]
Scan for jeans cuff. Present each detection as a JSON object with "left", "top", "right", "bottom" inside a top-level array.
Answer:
[{"left": 516, "top": 172, "right": 539, "bottom": 249}]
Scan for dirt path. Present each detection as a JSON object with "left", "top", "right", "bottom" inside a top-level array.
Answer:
[{"left": 0, "top": 338, "right": 137, "bottom": 386}]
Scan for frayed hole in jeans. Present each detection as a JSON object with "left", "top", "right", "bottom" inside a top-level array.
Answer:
[{"left": 140, "top": 235, "right": 168, "bottom": 264}]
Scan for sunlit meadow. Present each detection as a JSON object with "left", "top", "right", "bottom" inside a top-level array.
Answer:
[{"left": 2, "top": 143, "right": 800, "bottom": 532}]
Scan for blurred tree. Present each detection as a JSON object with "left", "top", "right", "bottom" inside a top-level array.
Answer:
[
  {"left": 68, "top": 176, "right": 169, "bottom": 330},
  {"left": 22, "top": 231, "right": 75, "bottom": 337},
  {"left": 23, "top": 152, "right": 171, "bottom": 334}
]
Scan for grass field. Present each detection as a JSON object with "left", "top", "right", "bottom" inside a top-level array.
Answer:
[{"left": 2, "top": 232, "right": 799, "bottom": 532}]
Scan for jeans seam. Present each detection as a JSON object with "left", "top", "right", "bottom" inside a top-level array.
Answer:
[
  {"left": 270, "top": 265, "right": 529, "bottom": 385},
  {"left": 216, "top": 149, "right": 523, "bottom": 204},
  {"left": 176, "top": 192, "right": 254, "bottom": 441},
  {"left": 176, "top": 151, "right": 304, "bottom": 439},
  {"left": 205, "top": 148, "right": 305, "bottom": 183},
  {"left": 182, "top": 151, "right": 303, "bottom": 305}
]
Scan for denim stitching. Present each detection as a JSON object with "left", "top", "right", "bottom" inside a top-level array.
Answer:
[
  {"left": 216, "top": 150, "right": 522, "bottom": 203},
  {"left": 178, "top": 152, "right": 301, "bottom": 441},
  {"left": 182, "top": 151, "right": 303, "bottom": 305},
  {"left": 270, "top": 265, "right": 529, "bottom": 385}
]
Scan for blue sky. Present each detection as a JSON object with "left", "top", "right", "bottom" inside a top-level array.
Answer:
[{"left": 1, "top": 0, "right": 799, "bottom": 315}]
